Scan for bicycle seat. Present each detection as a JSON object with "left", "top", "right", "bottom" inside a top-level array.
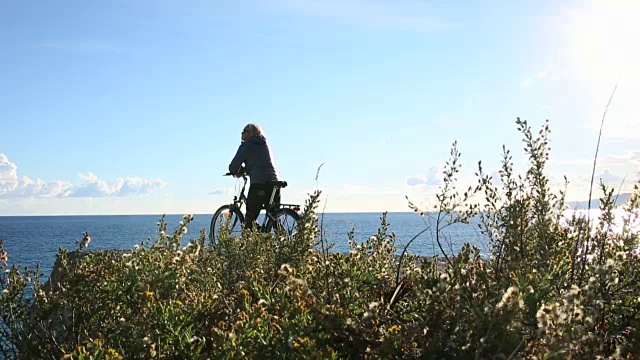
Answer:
[{"left": 268, "top": 180, "right": 288, "bottom": 188}]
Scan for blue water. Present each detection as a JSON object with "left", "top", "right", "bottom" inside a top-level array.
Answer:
[{"left": 0, "top": 212, "right": 489, "bottom": 282}]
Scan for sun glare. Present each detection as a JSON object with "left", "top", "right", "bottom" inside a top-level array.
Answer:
[
  {"left": 568, "top": 0, "right": 640, "bottom": 84},
  {"left": 564, "top": 0, "right": 640, "bottom": 138}
]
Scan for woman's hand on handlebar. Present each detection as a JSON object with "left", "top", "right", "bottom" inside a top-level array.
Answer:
[{"left": 225, "top": 167, "right": 246, "bottom": 178}]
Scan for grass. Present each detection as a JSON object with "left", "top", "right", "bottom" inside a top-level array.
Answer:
[{"left": 1, "top": 118, "right": 639, "bottom": 359}]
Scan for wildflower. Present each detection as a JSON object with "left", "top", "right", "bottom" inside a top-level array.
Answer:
[
  {"left": 105, "top": 348, "right": 122, "bottom": 359},
  {"left": 595, "top": 300, "right": 604, "bottom": 310},
  {"left": 605, "top": 258, "right": 615, "bottom": 271},
  {"left": 495, "top": 286, "right": 520, "bottom": 315},
  {"left": 287, "top": 278, "right": 308, "bottom": 291},
  {"left": 536, "top": 307, "right": 549, "bottom": 334},
  {"left": 144, "top": 291, "right": 153, "bottom": 299},
  {"left": 388, "top": 325, "right": 401, "bottom": 334},
  {"left": 182, "top": 227, "right": 188, "bottom": 234},
  {"left": 279, "top": 263, "right": 293, "bottom": 275},
  {"left": 573, "top": 308, "right": 584, "bottom": 321},
  {"left": 585, "top": 316, "right": 594, "bottom": 328}
]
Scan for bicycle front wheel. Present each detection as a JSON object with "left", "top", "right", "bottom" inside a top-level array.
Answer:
[
  {"left": 270, "top": 208, "right": 301, "bottom": 242},
  {"left": 209, "top": 205, "right": 244, "bottom": 246}
]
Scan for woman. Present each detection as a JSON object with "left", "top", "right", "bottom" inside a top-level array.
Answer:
[{"left": 228, "top": 123, "right": 280, "bottom": 229}]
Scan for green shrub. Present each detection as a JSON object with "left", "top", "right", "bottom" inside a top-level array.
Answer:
[{"left": 0, "top": 118, "right": 638, "bottom": 359}]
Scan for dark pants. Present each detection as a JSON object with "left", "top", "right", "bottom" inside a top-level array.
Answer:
[{"left": 245, "top": 183, "right": 280, "bottom": 230}]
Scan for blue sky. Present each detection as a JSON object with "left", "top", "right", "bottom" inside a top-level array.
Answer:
[{"left": 1, "top": 0, "right": 639, "bottom": 215}]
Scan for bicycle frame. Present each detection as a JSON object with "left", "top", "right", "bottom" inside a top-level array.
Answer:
[{"left": 226, "top": 174, "right": 300, "bottom": 232}]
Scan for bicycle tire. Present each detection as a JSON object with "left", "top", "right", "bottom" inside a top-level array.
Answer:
[
  {"left": 270, "top": 208, "right": 301, "bottom": 242},
  {"left": 209, "top": 205, "right": 244, "bottom": 246}
]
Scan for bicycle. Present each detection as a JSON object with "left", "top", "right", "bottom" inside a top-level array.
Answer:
[{"left": 209, "top": 173, "right": 301, "bottom": 246}]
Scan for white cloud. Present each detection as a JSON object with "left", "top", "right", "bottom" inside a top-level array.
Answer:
[
  {"left": 597, "top": 169, "right": 623, "bottom": 184},
  {"left": 11, "top": 176, "right": 73, "bottom": 198},
  {"left": 263, "top": 0, "right": 459, "bottom": 31},
  {"left": 551, "top": 153, "right": 638, "bottom": 168},
  {"left": 69, "top": 172, "right": 164, "bottom": 197},
  {"left": 0, "top": 153, "right": 164, "bottom": 199},
  {"left": 600, "top": 150, "right": 640, "bottom": 166},
  {"left": 490, "top": 170, "right": 503, "bottom": 186},
  {"left": 0, "top": 154, "right": 19, "bottom": 195},
  {"left": 406, "top": 166, "right": 442, "bottom": 187},
  {"left": 560, "top": 168, "right": 637, "bottom": 203},
  {"left": 548, "top": 149, "right": 639, "bottom": 186},
  {"left": 406, "top": 177, "right": 425, "bottom": 187},
  {"left": 208, "top": 188, "right": 235, "bottom": 196}
]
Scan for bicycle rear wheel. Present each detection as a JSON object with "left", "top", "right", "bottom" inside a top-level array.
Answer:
[
  {"left": 270, "top": 208, "right": 300, "bottom": 242},
  {"left": 209, "top": 205, "right": 244, "bottom": 246}
]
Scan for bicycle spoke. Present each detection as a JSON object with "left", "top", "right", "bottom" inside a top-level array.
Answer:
[
  {"left": 273, "top": 210, "right": 299, "bottom": 241},
  {"left": 210, "top": 207, "right": 243, "bottom": 246}
]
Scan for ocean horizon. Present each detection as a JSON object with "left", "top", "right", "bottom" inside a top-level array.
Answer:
[
  {"left": 0, "top": 212, "right": 488, "bottom": 282},
  {"left": 2, "top": 207, "right": 633, "bottom": 284}
]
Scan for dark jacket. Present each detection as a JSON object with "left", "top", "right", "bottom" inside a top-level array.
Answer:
[{"left": 229, "top": 135, "right": 279, "bottom": 184}]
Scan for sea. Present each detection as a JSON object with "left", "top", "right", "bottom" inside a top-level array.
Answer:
[{"left": 0, "top": 212, "right": 489, "bottom": 282}]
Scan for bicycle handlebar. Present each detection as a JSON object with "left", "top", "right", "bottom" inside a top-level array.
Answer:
[{"left": 224, "top": 172, "right": 247, "bottom": 179}]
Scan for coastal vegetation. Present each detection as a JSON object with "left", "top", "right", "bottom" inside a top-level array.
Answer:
[{"left": 1, "top": 118, "right": 639, "bottom": 359}]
